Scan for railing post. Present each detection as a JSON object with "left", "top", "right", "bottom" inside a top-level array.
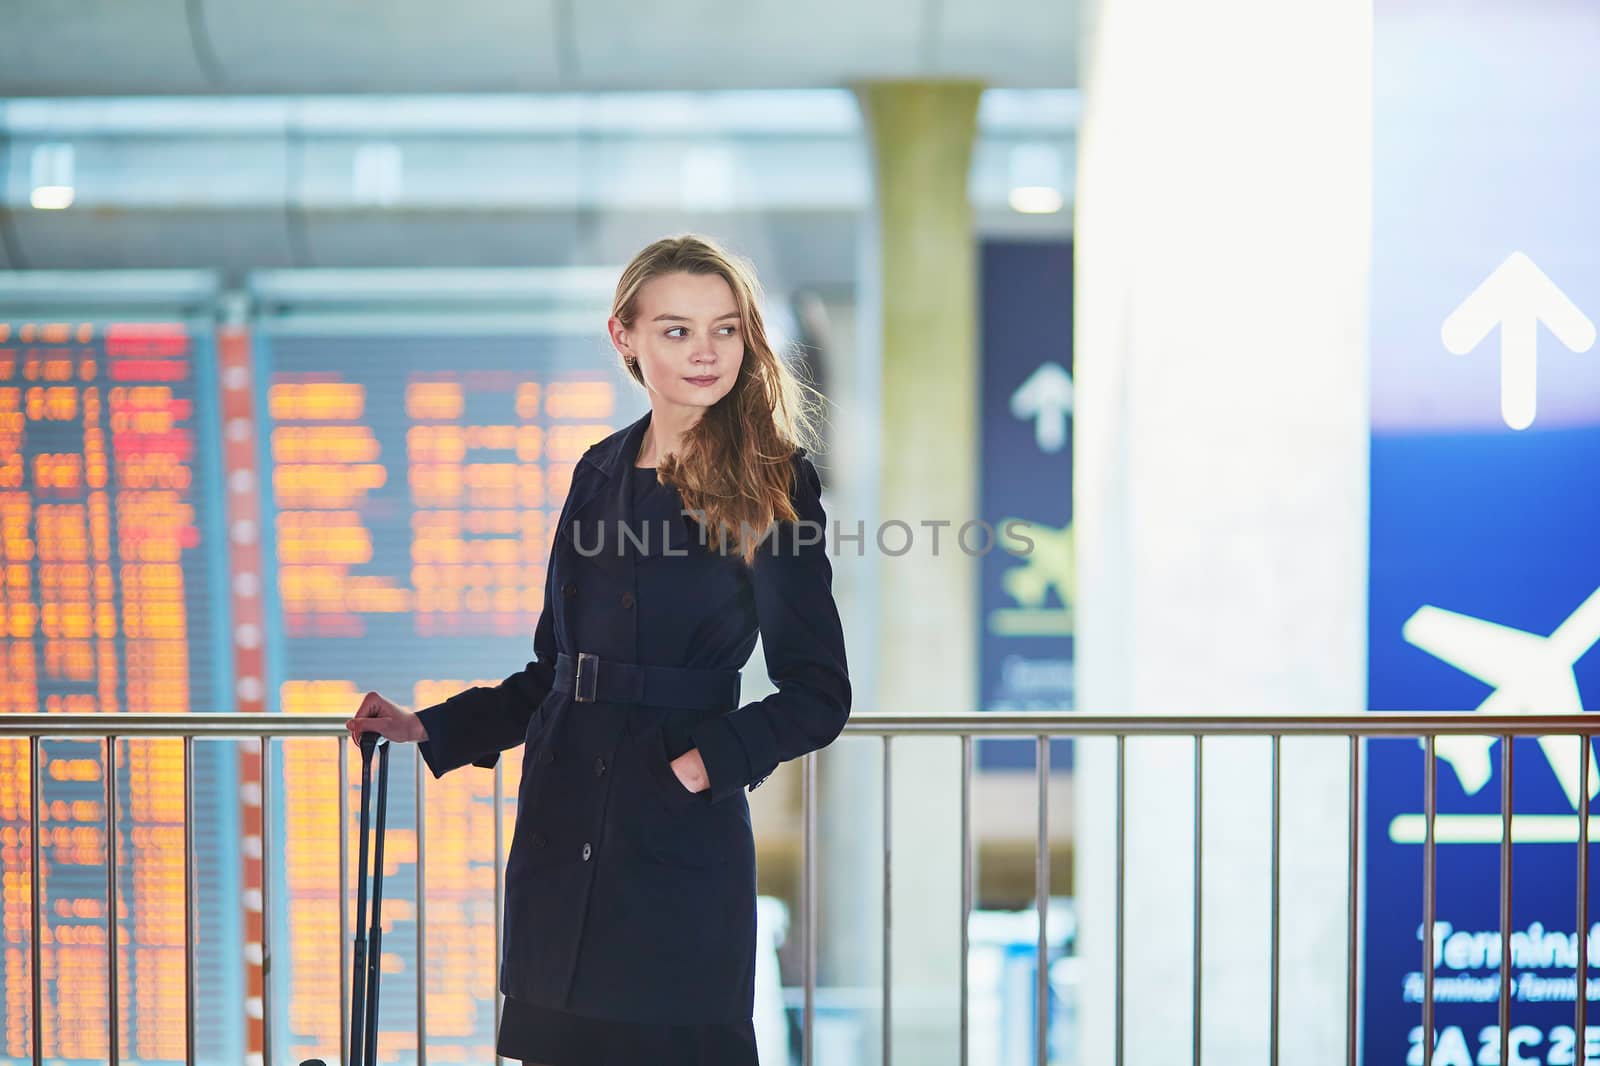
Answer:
[
  {"left": 1423, "top": 733, "right": 1436, "bottom": 1066},
  {"left": 260, "top": 734, "right": 273, "bottom": 1066},
  {"left": 1115, "top": 735, "right": 1126, "bottom": 1066},
  {"left": 184, "top": 735, "right": 197, "bottom": 1066},
  {"left": 493, "top": 758, "right": 504, "bottom": 1066},
  {"left": 1270, "top": 734, "right": 1280, "bottom": 1066},
  {"left": 1578, "top": 734, "right": 1590, "bottom": 1051},
  {"left": 30, "top": 734, "right": 43, "bottom": 1066},
  {"left": 1035, "top": 735, "right": 1050, "bottom": 1066},
  {"left": 802, "top": 749, "right": 818, "bottom": 1066},
  {"left": 339, "top": 738, "right": 351, "bottom": 1066},
  {"left": 106, "top": 735, "right": 120, "bottom": 1066},
  {"left": 1347, "top": 734, "right": 1361, "bottom": 1066},
  {"left": 960, "top": 734, "right": 972, "bottom": 1066},
  {"left": 416, "top": 747, "right": 428, "bottom": 1066},
  {"left": 1193, "top": 735, "right": 1204, "bottom": 1066},
  {"left": 882, "top": 735, "right": 892, "bottom": 1066},
  {"left": 1498, "top": 735, "right": 1513, "bottom": 1066}
]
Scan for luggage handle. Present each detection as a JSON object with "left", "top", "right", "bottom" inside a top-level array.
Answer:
[{"left": 300, "top": 731, "right": 390, "bottom": 1066}]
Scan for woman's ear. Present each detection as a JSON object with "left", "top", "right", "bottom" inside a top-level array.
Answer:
[{"left": 605, "top": 315, "right": 632, "bottom": 360}]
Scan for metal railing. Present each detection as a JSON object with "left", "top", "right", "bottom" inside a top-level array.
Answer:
[{"left": 1, "top": 711, "right": 1595, "bottom": 1066}]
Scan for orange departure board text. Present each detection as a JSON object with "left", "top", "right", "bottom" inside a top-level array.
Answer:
[
  {"left": 260, "top": 331, "right": 623, "bottom": 1062},
  {"left": 0, "top": 319, "right": 237, "bottom": 1063}
]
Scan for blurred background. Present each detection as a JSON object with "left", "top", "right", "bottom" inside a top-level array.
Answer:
[
  {"left": 0, "top": 4, "right": 1080, "bottom": 1063},
  {"left": 2, "top": 0, "right": 1597, "bottom": 1064}
]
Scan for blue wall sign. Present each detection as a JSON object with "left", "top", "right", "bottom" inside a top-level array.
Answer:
[
  {"left": 979, "top": 240, "right": 1075, "bottom": 770},
  {"left": 1367, "top": 2, "right": 1600, "bottom": 1062}
]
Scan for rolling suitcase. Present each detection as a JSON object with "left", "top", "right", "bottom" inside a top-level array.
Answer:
[{"left": 302, "top": 732, "right": 392, "bottom": 1066}]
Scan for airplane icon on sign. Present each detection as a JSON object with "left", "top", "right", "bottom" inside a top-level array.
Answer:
[{"left": 1402, "top": 585, "right": 1600, "bottom": 814}]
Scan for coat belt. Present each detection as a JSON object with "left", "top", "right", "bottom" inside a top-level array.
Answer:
[{"left": 552, "top": 651, "right": 741, "bottom": 712}]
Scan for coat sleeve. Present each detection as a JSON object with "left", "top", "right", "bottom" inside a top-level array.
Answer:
[
  {"left": 688, "top": 451, "right": 852, "bottom": 803},
  {"left": 413, "top": 488, "right": 569, "bottom": 778}
]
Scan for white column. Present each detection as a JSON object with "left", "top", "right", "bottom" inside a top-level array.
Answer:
[
  {"left": 857, "top": 80, "right": 984, "bottom": 1066},
  {"left": 1071, "top": 0, "right": 1372, "bottom": 1063}
]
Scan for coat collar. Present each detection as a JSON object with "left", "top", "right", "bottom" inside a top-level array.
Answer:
[
  {"left": 580, "top": 407, "right": 651, "bottom": 482},
  {"left": 559, "top": 408, "right": 698, "bottom": 577}
]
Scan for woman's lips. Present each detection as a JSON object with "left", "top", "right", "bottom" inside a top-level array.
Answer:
[{"left": 684, "top": 375, "right": 718, "bottom": 386}]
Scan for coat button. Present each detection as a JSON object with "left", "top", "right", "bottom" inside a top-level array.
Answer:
[
  {"left": 537, "top": 749, "right": 554, "bottom": 765},
  {"left": 593, "top": 756, "right": 606, "bottom": 777},
  {"left": 531, "top": 832, "right": 547, "bottom": 848},
  {"left": 620, "top": 591, "right": 634, "bottom": 609},
  {"left": 581, "top": 842, "right": 592, "bottom": 861},
  {"left": 563, "top": 581, "right": 577, "bottom": 598}
]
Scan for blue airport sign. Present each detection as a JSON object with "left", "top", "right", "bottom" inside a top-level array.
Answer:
[
  {"left": 1367, "top": 2, "right": 1600, "bottom": 1062},
  {"left": 979, "top": 240, "right": 1075, "bottom": 770}
]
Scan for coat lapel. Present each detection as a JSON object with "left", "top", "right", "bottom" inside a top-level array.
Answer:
[
  {"left": 557, "top": 408, "right": 710, "bottom": 567},
  {"left": 557, "top": 409, "right": 650, "bottom": 581}
]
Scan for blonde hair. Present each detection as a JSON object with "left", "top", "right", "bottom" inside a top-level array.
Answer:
[{"left": 612, "top": 234, "right": 825, "bottom": 566}]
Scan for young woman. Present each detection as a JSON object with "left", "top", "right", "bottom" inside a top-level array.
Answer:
[{"left": 346, "top": 234, "right": 852, "bottom": 1066}]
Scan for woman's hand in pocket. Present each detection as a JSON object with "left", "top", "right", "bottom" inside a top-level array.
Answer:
[
  {"left": 669, "top": 747, "right": 709, "bottom": 794},
  {"left": 347, "top": 691, "right": 428, "bottom": 748}
]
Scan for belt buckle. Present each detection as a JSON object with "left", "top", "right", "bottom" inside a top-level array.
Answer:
[{"left": 574, "top": 652, "right": 599, "bottom": 703}]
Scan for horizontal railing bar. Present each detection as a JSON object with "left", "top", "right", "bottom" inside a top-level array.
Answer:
[
  {"left": 0, "top": 715, "right": 360, "bottom": 737},
  {"left": 845, "top": 713, "right": 1600, "bottom": 736},
  {"left": 2, "top": 711, "right": 1598, "bottom": 738}
]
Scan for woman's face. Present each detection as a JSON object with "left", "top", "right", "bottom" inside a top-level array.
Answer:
[{"left": 610, "top": 271, "right": 744, "bottom": 415}]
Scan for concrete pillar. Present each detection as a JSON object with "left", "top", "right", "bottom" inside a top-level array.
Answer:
[
  {"left": 1071, "top": 1, "right": 1371, "bottom": 1064},
  {"left": 851, "top": 79, "right": 983, "bottom": 1066}
]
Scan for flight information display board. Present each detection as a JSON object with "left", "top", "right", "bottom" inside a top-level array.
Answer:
[
  {"left": 0, "top": 316, "right": 240, "bottom": 1064},
  {"left": 255, "top": 327, "right": 630, "bottom": 1062}
]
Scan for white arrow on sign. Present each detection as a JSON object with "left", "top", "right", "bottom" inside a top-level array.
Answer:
[
  {"left": 1010, "top": 361, "right": 1074, "bottom": 453},
  {"left": 1440, "top": 251, "right": 1596, "bottom": 431}
]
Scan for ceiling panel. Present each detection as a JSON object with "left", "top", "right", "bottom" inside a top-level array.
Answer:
[
  {"left": 0, "top": 0, "right": 1075, "bottom": 96},
  {"left": 936, "top": 0, "right": 1078, "bottom": 86},
  {"left": 569, "top": 0, "right": 927, "bottom": 88},
  {"left": 198, "top": 0, "right": 566, "bottom": 92},
  {"left": 0, "top": 0, "right": 210, "bottom": 94}
]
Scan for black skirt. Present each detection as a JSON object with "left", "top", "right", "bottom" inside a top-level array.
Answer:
[{"left": 495, "top": 995, "right": 760, "bottom": 1066}]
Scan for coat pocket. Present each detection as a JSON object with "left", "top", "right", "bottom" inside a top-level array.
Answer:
[
  {"left": 616, "top": 723, "right": 741, "bottom": 872},
  {"left": 641, "top": 721, "right": 704, "bottom": 815},
  {"left": 523, "top": 690, "right": 559, "bottom": 749}
]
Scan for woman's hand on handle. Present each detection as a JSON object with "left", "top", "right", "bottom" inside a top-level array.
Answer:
[{"left": 346, "top": 691, "right": 428, "bottom": 748}]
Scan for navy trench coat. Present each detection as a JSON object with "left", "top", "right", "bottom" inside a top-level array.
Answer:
[{"left": 413, "top": 409, "right": 852, "bottom": 1026}]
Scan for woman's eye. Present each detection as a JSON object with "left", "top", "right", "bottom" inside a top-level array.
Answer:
[{"left": 664, "top": 326, "right": 737, "bottom": 338}]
